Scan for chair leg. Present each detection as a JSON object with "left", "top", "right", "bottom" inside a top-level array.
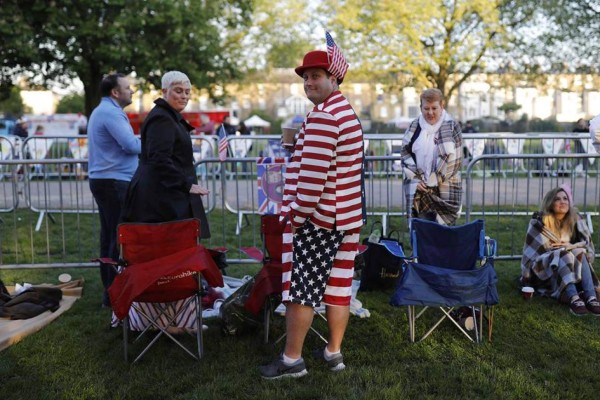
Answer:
[
  {"left": 477, "top": 305, "right": 483, "bottom": 343},
  {"left": 311, "top": 309, "right": 329, "bottom": 345},
  {"left": 263, "top": 297, "right": 271, "bottom": 344},
  {"left": 421, "top": 308, "right": 456, "bottom": 342},
  {"left": 471, "top": 307, "right": 480, "bottom": 344},
  {"left": 123, "top": 316, "right": 129, "bottom": 363},
  {"left": 130, "top": 298, "right": 201, "bottom": 363},
  {"left": 407, "top": 306, "right": 415, "bottom": 343},
  {"left": 269, "top": 305, "right": 327, "bottom": 345},
  {"left": 488, "top": 306, "right": 494, "bottom": 342},
  {"left": 196, "top": 273, "right": 204, "bottom": 360},
  {"left": 195, "top": 292, "right": 203, "bottom": 360}
]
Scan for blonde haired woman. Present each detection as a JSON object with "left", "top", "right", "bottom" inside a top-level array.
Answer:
[{"left": 521, "top": 186, "right": 600, "bottom": 315}]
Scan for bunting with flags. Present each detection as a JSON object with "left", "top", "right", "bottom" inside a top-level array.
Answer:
[{"left": 325, "top": 31, "right": 349, "bottom": 80}]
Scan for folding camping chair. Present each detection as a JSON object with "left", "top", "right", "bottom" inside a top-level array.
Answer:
[
  {"left": 108, "top": 219, "right": 224, "bottom": 363},
  {"left": 390, "top": 218, "right": 499, "bottom": 343},
  {"left": 242, "top": 214, "right": 328, "bottom": 344}
]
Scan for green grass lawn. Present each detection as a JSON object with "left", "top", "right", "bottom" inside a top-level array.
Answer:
[{"left": 2, "top": 213, "right": 600, "bottom": 399}]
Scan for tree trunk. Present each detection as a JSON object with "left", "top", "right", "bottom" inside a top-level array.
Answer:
[{"left": 83, "top": 65, "right": 102, "bottom": 118}]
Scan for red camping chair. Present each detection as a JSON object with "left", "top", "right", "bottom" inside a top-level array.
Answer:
[
  {"left": 108, "top": 219, "right": 223, "bottom": 363},
  {"left": 242, "top": 214, "right": 328, "bottom": 344}
]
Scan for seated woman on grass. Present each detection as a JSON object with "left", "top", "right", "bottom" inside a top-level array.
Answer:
[{"left": 521, "top": 186, "right": 600, "bottom": 316}]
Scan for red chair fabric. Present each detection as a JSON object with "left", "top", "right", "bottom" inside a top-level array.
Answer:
[
  {"left": 108, "top": 219, "right": 223, "bottom": 320},
  {"left": 245, "top": 261, "right": 282, "bottom": 314},
  {"left": 244, "top": 215, "right": 286, "bottom": 315},
  {"left": 261, "top": 214, "right": 285, "bottom": 261}
]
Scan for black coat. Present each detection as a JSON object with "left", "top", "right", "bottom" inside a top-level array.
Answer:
[{"left": 122, "top": 98, "right": 210, "bottom": 238}]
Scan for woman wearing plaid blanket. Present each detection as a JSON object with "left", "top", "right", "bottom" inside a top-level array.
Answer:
[
  {"left": 521, "top": 186, "right": 600, "bottom": 316},
  {"left": 400, "top": 88, "right": 462, "bottom": 225}
]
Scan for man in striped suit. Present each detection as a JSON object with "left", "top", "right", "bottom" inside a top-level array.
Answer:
[{"left": 260, "top": 48, "right": 364, "bottom": 379}]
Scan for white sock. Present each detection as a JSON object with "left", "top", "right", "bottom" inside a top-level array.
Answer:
[
  {"left": 282, "top": 353, "right": 300, "bottom": 366},
  {"left": 324, "top": 347, "right": 340, "bottom": 361}
]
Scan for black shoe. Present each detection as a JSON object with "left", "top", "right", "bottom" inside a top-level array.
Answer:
[
  {"left": 312, "top": 347, "right": 346, "bottom": 372},
  {"left": 259, "top": 357, "right": 308, "bottom": 380},
  {"left": 569, "top": 296, "right": 588, "bottom": 316},
  {"left": 585, "top": 297, "right": 600, "bottom": 316}
]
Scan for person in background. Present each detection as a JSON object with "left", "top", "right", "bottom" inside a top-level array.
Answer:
[
  {"left": 13, "top": 119, "right": 29, "bottom": 139},
  {"left": 238, "top": 121, "right": 251, "bottom": 136},
  {"left": 400, "top": 88, "right": 463, "bottom": 225},
  {"left": 87, "top": 73, "right": 141, "bottom": 308},
  {"left": 572, "top": 118, "right": 589, "bottom": 175},
  {"left": 461, "top": 120, "right": 477, "bottom": 163},
  {"left": 237, "top": 121, "right": 253, "bottom": 173},
  {"left": 463, "top": 120, "right": 477, "bottom": 134},
  {"left": 34, "top": 125, "right": 44, "bottom": 136},
  {"left": 590, "top": 114, "right": 600, "bottom": 154},
  {"left": 221, "top": 115, "right": 237, "bottom": 136},
  {"left": 77, "top": 112, "right": 88, "bottom": 135},
  {"left": 259, "top": 40, "right": 364, "bottom": 379},
  {"left": 521, "top": 185, "right": 600, "bottom": 316}
]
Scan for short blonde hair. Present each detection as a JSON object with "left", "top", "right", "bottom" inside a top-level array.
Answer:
[
  {"left": 161, "top": 71, "right": 191, "bottom": 89},
  {"left": 420, "top": 88, "right": 445, "bottom": 106}
]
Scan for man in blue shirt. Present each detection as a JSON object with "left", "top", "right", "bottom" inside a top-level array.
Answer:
[{"left": 88, "top": 73, "right": 141, "bottom": 308}]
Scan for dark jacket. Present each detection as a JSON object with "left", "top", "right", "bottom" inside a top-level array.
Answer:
[
  {"left": 13, "top": 124, "right": 28, "bottom": 139},
  {"left": 122, "top": 98, "right": 210, "bottom": 238}
]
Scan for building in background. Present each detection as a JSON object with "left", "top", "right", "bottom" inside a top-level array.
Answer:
[{"left": 18, "top": 70, "right": 600, "bottom": 131}]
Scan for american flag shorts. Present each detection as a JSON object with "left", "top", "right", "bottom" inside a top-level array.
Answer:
[{"left": 288, "top": 222, "right": 344, "bottom": 307}]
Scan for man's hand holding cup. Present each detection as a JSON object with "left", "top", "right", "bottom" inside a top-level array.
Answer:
[{"left": 281, "top": 127, "right": 297, "bottom": 151}]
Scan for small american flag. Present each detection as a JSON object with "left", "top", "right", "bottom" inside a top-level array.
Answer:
[
  {"left": 325, "top": 31, "right": 348, "bottom": 80},
  {"left": 217, "top": 124, "right": 228, "bottom": 161}
]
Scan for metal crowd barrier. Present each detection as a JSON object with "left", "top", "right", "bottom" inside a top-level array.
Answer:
[
  {"left": 464, "top": 153, "right": 600, "bottom": 261},
  {"left": 2, "top": 131, "right": 600, "bottom": 269},
  {"left": 20, "top": 136, "right": 89, "bottom": 179},
  {"left": 0, "top": 136, "right": 18, "bottom": 213},
  {"left": 462, "top": 132, "right": 595, "bottom": 178}
]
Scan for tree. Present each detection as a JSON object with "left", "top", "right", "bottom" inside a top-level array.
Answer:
[
  {"left": 0, "top": 0, "right": 253, "bottom": 117},
  {"left": 55, "top": 93, "right": 85, "bottom": 114},
  {"left": 321, "top": 0, "right": 537, "bottom": 102},
  {"left": 0, "top": 86, "right": 30, "bottom": 117},
  {"left": 529, "top": 0, "right": 600, "bottom": 73},
  {"left": 241, "top": 0, "right": 316, "bottom": 70},
  {"left": 498, "top": 101, "right": 522, "bottom": 120}
]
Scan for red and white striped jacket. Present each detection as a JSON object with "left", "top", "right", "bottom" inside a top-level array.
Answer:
[{"left": 280, "top": 90, "right": 364, "bottom": 232}]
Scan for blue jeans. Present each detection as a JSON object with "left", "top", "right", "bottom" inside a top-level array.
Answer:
[
  {"left": 564, "top": 257, "right": 596, "bottom": 300},
  {"left": 89, "top": 178, "right": 130, "bottom": 306}
]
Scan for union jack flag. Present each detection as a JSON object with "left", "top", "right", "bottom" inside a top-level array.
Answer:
[
  {"left": 217, "top": 124, "right": 228, "bottom": 162},
  {"left": 325, "top": 31, "right": 348, "bottom": 80}
]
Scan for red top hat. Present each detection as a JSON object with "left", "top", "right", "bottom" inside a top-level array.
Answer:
[{"left": 295, "top": 51, "right": 332, "bottom": 79}]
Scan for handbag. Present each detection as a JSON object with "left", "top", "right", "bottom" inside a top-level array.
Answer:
[{"left": 359, "top": 222, "right": 406, "bottom": 291}]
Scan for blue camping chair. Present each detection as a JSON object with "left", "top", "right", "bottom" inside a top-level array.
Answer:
[{"left": 390, "top": 219, "right": 499, "bottom": 343}]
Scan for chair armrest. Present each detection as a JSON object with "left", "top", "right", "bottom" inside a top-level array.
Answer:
[
  {"left": 240, "top": 246, "right": 264, "bottom": 262},
  {"left": 484, "top": 238, "right": 497, "bottom": 258},
  {"left": 91, "top": 257, "right": 119, "bottom": 266}
]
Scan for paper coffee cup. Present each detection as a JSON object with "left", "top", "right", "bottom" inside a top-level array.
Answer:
[
  {"left": 521, "top": 286, "right": 534, "bottom": 299},
  {"left": 281, "top": 127, "right": 297, "bottom": 146}
]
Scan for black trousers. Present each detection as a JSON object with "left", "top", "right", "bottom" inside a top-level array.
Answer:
[{"left": 89, "top": 178, "right": 129, "bottom": 306}]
